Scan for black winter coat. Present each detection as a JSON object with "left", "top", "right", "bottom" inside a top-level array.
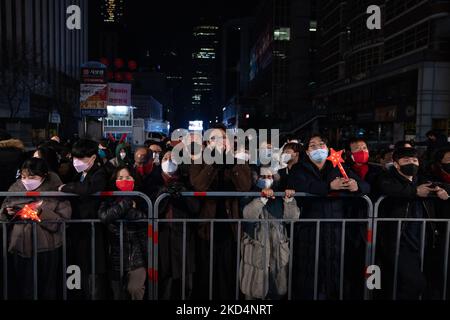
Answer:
[
  {"left": 144, "top": 166, "right": 199, "bottom": 281},
  {"left": 98, "top": 197, "right": 147, "bottom": 280},
  {"left": 287, "top": 159, "right": 370, "bottom": 300},
  {"left": 60, "top": 162, "right": 109, "bottom": 274},
  {"left": 374, "top": 167, "right": 439, "bottom": 255},
  {"left": 373, "top": 167, "right": 443, "bottom": 299}
]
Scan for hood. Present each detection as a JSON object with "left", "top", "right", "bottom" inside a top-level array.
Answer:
[
  {"left": 114, "top": 143, "right": 131, "bottom": 166},
  {"left": 0, "top": 139, "right": 25, "bottom": 150},
  {"left": 115, "top": 143, "right": 129, "bottom": 158}
]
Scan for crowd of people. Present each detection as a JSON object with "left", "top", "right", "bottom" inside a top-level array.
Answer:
[{"left": 0, "top": 126, "right": 449, "bottom": 300}]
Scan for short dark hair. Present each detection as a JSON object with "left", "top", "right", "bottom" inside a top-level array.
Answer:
[
  {"left": 348, "top": 137, "right": 367, "bottom": 150},
  {"left": 71, "top": 139, "right": 98, "bottom": 159},
  {"left": 306, "top": 133, "right": 328, "bottom": 147},
  {"left": 426, "top": 130, "right": 437, "bottom": 138},
  {"left": 393, "top": 147, "right": 418, "bottom": 162},
  {"left": 283, "top": 142, "right": 302, "bottom": 154},
  {"left": 21, "top": 158, "right": 49, "bottom": 177}
]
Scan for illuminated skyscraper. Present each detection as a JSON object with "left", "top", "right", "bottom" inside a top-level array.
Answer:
[
  {"left": 101, "top": 0, "right": 124, "bottom": 24},
  {"left": 191, "top": 24, "right": 220, "bottom": 123}
]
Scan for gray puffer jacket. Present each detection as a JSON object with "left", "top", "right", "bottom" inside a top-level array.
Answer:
[{"left": 240, "top": 197, "right": 300, "bottom": 299}]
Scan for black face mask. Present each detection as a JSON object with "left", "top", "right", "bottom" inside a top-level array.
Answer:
[
  {"left": 442, "top": 163, "right": 450, "bottom": 174},
  {"left": 399, "top": 164, "right": 419, "bottom": 177}
]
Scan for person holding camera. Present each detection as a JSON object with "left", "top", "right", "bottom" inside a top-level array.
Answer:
[{"left": 374, "top": 147, "right": 448, "bottom": 300}]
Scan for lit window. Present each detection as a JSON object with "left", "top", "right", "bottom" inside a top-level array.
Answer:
[
  {"left": 309, "top": 21, "right": 317, "bottom": 32},
  {"left": 274, "top": 28, "right": 291, "bottom": 41},
  {"left": 192, "top": 51, "right": 216, "bottom": 59}
]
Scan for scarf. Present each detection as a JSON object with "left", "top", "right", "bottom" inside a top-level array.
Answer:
[
  {"left": 352, "top": 163, "right": 369, "bottom": 180},
  {"left": 434, "top": 166, "right": 450, "bottom": 184}
]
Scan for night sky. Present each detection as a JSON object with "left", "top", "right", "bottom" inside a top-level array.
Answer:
[{"left": 90, "top": 0, "right": 262, "bottom": 64}]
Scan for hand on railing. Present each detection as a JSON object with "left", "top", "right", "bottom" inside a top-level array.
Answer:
[
  {"left": 285, "top": 189, "right": 295, "bottom": 199},
  {"left": 261, "top": 188, "right": 275, "bottom": 199}
]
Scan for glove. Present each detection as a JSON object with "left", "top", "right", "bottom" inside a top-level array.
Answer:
[{"left": 167, "top": 183, "right": 183, "bottom": 198}]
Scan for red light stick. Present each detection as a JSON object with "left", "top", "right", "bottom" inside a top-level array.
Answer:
[{"left": 326, "top": 148, "right": 349, "bottom": 180}]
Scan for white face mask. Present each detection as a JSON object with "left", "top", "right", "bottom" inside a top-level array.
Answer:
[
  {"left": 120, "top": 152, "right": 127, "bottom": 160},
  {"left": 22, "top": 178, "right": 44, "bottom": 191},
  {"left": 161, "top": 160, "right": 178, "bottom": 174},
  {"left": 280, "top": 153, "right": 292, "bottom": 164},
  {"left": 256, "top": 178, "right": 273, "bottom": 190},
  {"left": 73, "top": 157, "right": 94, "bottom": 173}
]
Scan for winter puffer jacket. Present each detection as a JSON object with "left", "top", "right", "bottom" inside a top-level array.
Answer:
[
  {"left": 98, "top": 197, "right": 147, "bottom": 280},
  {"left": 0, "top": 172, "right": 72, "bottom": 257}
]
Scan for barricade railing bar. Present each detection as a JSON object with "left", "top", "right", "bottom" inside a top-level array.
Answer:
[
  {"left": 153, "top": 192, "right": 374, "bottom": 301},
  {"left": 1, "top": 191, "right": 448, "bottom": 301},
  {"left": 372, "top": 196, "right": 450, "bottom": 300},
  {"left": 0, "top": 191, "right": 152, "bottom": 301}
]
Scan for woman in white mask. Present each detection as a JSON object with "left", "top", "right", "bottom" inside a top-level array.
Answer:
[
  {"left": 278, "top": 143, "right": 302, "bottom": 192},
  {"left": 287, "top": 134, "right": 370, "bottom": 300},
  {"left": 143, "top": 150, "right": 197, "bottom": 299},
  {"left": 0, "top": 158, "right": 72, "bottom": 299},
  {"left": 161, "top": 151, "right": 179, "bottom": 176},
  {"left": 109, "top": 143, "right": 132, "bottom": 169}
]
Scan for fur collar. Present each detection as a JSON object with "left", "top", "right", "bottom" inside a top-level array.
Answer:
[{"left": 0, "top": 139, "right": 25, "bottom": 150}]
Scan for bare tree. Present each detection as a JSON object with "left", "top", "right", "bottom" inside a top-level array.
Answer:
[{"left": 0, "top": 41, "right": 48, "bottom": 118}]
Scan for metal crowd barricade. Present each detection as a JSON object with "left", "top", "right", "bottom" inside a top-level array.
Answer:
[
  {"left": 153, "top": 191, "right": 374, "bottom": 301},
  {"left": 0, "top": 191, "right": 153, "bottom": 301},
  {"left": 372, "top": 196, "right": 450, "bottom": 300}
]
